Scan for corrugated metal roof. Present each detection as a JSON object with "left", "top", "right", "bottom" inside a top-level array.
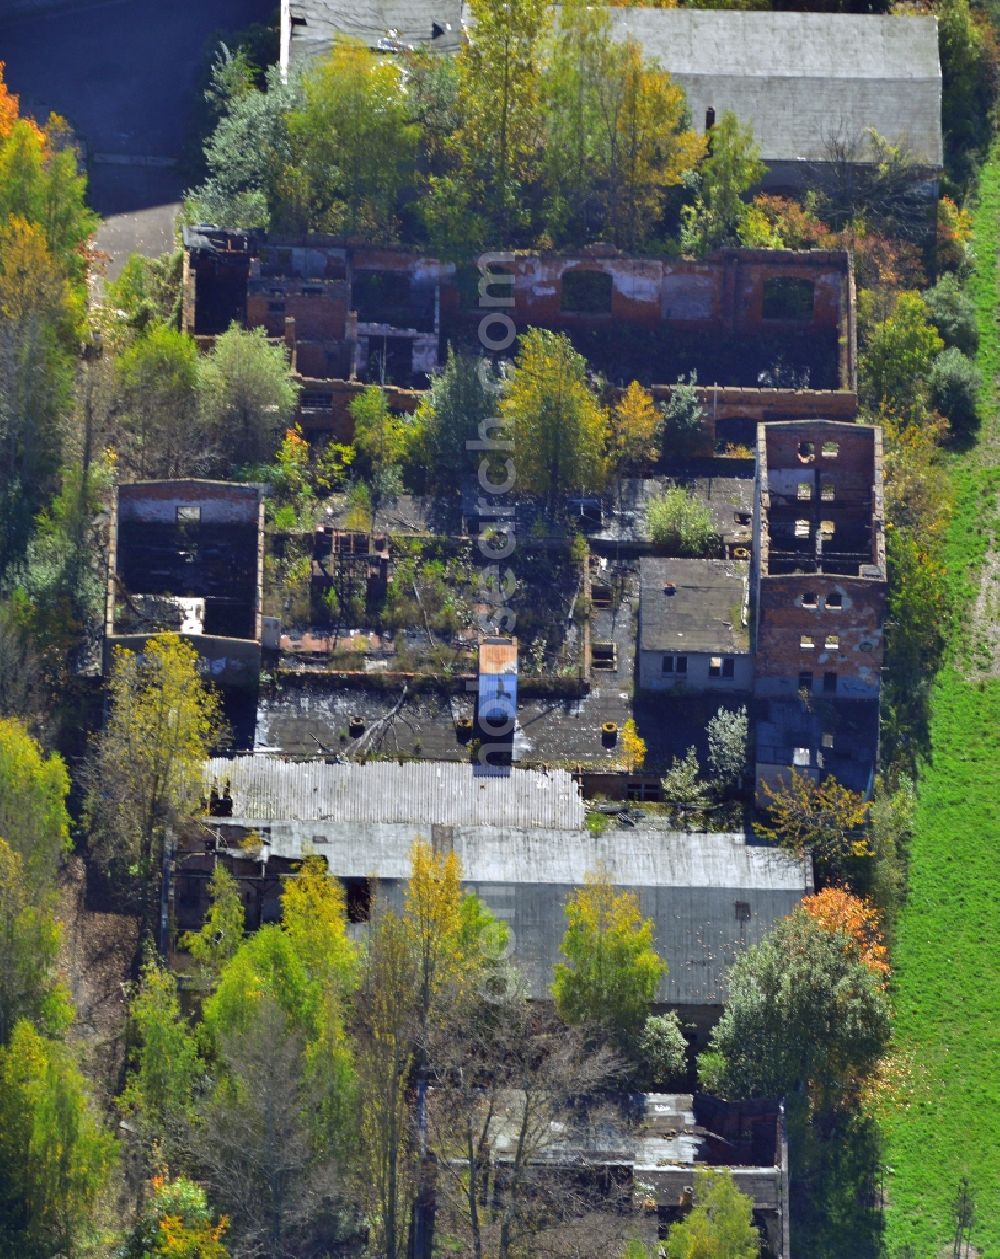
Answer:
[
  {"left": 205, "top": 757, "right": 585, "bottom": 829},
  {"left": 205, "top": 817, "right": 810, "bottom": 1004}
]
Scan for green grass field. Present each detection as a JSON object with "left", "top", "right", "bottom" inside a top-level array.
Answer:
[{"left": 880, "top": 147, "right": 1000, "bottom": 1258}]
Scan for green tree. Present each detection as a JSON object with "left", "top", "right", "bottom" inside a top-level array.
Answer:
[
  {"left": 291, "top": 39, "right": 417, "bottom": 237},
  {"left": 929, "top": 346, "right": 981, "bottom": 437},
  {"left": 182, "top": 865, "right": 245, "bottom": 987},
  {"left": 199, "top": 324, "right": 298, "bottom": 470},
  {"left": 646, "top": 486, "right": 717, "bottom": 554},
  {"left": 186, "top": 64, "right": 300, "bottom": 231},
  {"left": 456, "top": 0, "right": 551, "bottom": 242},
  {"left": 117, "top": 324, "right": 204, "bottom": 478},
  {"left": 500, "top": 328, "right": 608, "bottom": 513},
  {"left": 923, "top": 272, "right": 978, "bottom": 356},
  {"left": 661, "top": 746, "right": 711, "bottom": 812},
  {"left": 349, "top": 385, "right": 406, "bottom": 513},
  {"left": 0, "top": 837, "right": 70, "bottom": 1046},
  {"left": 859, "top": 291, "right": 943, "bottom": 417},
  {"left": 938, "top": 0, "right": 996, "bottom": 184},
  {"left": 661, "top": 374, "right": 706, "bottom": 459},
  {"left": 698, "top": 910, "right": 891, "bottom": 1105},
  {"left": 681, "top": 112, "right": 766, "bottom": 253},
  {"left": 0, "top": 216, "right": 77, "bottom": 567},
  {"left": 121, "top": 957, "right": 201, "bottom": 1151},
  {"left": 665, "top": 1168, "right": 760, "bottom": 1259},
  {"left": 416, "top": 348, "right": 500, "bottom": 491},
  {"left": 83, "top": 636, "right": 222, "bottom": 913},
  {"left": 707, "top": 705, "right": 749, "bottom": 795},
  {"left": 552, "top": 871, "right": 666, "bottom": 1045},
  {"left": 0, "top": 717, "right": 70, "bottom": 894},
  {"left": 0, "top": 1020, "right": 117, "bottom": 1259},
  {"left": 757, "top": 769, "right": 871, "bottom": 878},
  {"left": 105, "top": 248, "right": 184, "bottom": 335}
]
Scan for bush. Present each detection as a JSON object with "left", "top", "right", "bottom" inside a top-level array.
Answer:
[
  {"left": 660, "top": 373, "right": 705, "bottom": 458},
  {"left": 646, "top": 486, "right": 717, "bottom": 555},
  {"left": 638, "top": 1012, "right": 688, "bottom": 1087},
  {"left": 706, "top": 705, "right": 748, "bottom": 795},
  {"left": 923, "top": 273, "right": 978, "bottom": 355},
  {"left": 929, "top": 347, "right": 980, "bottom": 435}
]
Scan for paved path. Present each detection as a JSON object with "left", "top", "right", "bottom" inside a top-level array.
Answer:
[{"left": 0, "top": 0, "right": 274, "bottom": 270}]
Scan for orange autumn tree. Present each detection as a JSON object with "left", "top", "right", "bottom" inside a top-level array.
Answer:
[
  {"left": 800, "top": 887, "right": 890, "bottom": 981},
  {"left": 0, "top": 62, "right": 44, "bottom": 144}
]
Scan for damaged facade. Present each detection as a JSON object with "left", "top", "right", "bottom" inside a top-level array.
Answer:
[
  {"left": 752, "top": 420, "right": 886, "bottom": 800},
  {"left": 104, "top": 480, "right": 265, "bottom": 688},
  {"left": 183, "top": 229, "right": 857, "bottom": 437}
]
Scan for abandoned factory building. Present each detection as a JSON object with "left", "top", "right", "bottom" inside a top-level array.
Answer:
[
  {"left": 178, "top": 757, "right": 812, "bottom": 1036},
  {"left": 182, "top": 229, "right": 856, "bottom": 410},
  {"left": 104, "top": 480, "right": 266, "bottom": 688}
]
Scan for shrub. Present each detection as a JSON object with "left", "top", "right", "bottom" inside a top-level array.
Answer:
[
  {"left": 929, "top": 347, "right": 980, "bottom": 436},
  {"left": 660, "top": 373, "right": 705, "bottom": 458},
  {"left": 638, "top": 1012, "right": 688, "bottom": 1087},
  {"left": 923, "top": 272, "right": 978, "bottom": 355},
  {"left": 646, "top": 486, "right": 717, "bottom": 555}
]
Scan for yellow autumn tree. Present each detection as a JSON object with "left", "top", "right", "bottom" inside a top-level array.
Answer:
[
  {"left": 612, "top": 381, "right": 661, "bottom": 475},
  {"left": 553, "top": 870, "right": 666, "bottom": 1045},
  {"left": 83, "top": 636, "right": 222, "bottom": 917},
  {"left": 620, "top": 718, "right": 647, "bottom": 772},
  {"left": 500, "top": 328, "right": 609, "bottom": 514}
]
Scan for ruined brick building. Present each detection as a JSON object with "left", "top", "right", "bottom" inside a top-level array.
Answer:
[
  {"left": 752, "top": 420, "right": 885, "bottom": 800},
  {"left": 182, "top": 228, "right": 858, "bottom": 445}
]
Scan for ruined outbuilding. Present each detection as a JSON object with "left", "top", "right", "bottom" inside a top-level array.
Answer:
[
  {"left": 105, "top": 481, "right": 265, "bottom": 688},
  {"left": 752, "top": 420, "right": 886, "bottom": 799}
]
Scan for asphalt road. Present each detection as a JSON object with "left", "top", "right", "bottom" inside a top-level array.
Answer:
[{"left": 0, "top": 0, "right": 276, "bottom": 268}]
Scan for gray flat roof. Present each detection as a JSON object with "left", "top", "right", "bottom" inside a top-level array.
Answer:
[
  {"left": 205, "top": 756, "right": 586, "bottom": 829},
  {"left": 639, "top": 558, "right": 749, "bottom": 656}
]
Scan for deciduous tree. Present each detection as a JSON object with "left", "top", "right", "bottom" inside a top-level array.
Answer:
[
  {"left": 117, "top": 324, "right": 205, "bottom": 478},
  {"left": 83, "top": 636, "right": 222, "bottom": 914},
  {"left": 350, "top": 385, "right": 407, "bottom": 513},
  {"left": 198, "top": 324, "right": 297, "bottom": 470},
  {"left": 757, "top": 769, "right": 871, "bottom": 878},
  {"left": 0, "top": 838, "right": 70, "bottom": 1046},
  {"left": 0, "top": 717, "right": 70, "bottom": 894},
  {"left": 0, "top": 1020, "right": 117, "bottom": 1259},
  {"left": 181, "top": 865, "right": 245, "bottom": 988},
  {"left": 698, "top": 910, "right": 891, "bottom": 1106},
  {"left": 859, "top": 290, "right": 943, "bottom": 417},
  {"left": 291, "top": 39, "right": 418, "bottom": 238},
  {"left": 707, "top": 705, "right": 749, "bottom": 795},
  {"left": 681, "top": 112, "right": 766, "bottom": 253},
  {"left": 645, "top": 485, "right": 717, "bottom": 555},
  {"left": 456, "top": 0, "right": 551, "bottom": 242},
  {"left": 500, "top": 329, "right": 608, "bottom": 513},
  {"left": 800, "top": 887, "right": 890, "bottom": 980},
  {"left": 665, "top": 1168, "right": 760, "bottom": 1259},
  {"left": 552, "top": 871, "right": 666, "bottom": 1046},
  {"left": 415, "top": 349, "right": 500, "bottom": 491},
  {"left": 611, "top": 381, "right": 661, "bottom": 476}
]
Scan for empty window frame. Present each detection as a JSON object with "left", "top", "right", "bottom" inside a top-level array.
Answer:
[
  {"left": 793, "top": 746, "right": 811, "bottom": 766},
  {"left": 800, "top": 634, "right": 815, "bottom": 650},
  {"left": 708, "top": 657, "right": 735, "bottom": 679},
  {"left": 824, "top": 634, "right": 839, "bottom": 650},
  {"left": 797, "top": 440, "right": 815, "bottom": 463},
  {"left": 821, "top": 732, "right": 834, "bottom": 749},
  {"left": 821, "top": 440, "right": 840, "bottom": 457},
  {"left": 797, "top": 481, "right": 813, "bottom": 500},
  {"left": 820, "top": 478, "right": 836, "bottom": 501},
  {"left": 735, "top": 901, "right": 751, "bottom": 922},
  {"left": 798, "top": 670, "right": 814, "bottom": 691},
  {"left": 802, "top": 591, "right": 818, "bottom": 608},
  {"left": 675, "top": 655, "right": 688, "bottom": 675},
  {"left": 823, "top": 671, "right": 837, "bottom": 694},
  {"left": 560, "top": 269, "right": 613, "bottom": 314},
  {"left": 794, "top": 519, "right": 811, "bottom": 539},
  {"left": 661, "top": 655, "right": 674, "bottom": 673},
  {"left": 826, "top": 591, "right": 844, "bottom": 609},
  {"left": 762, "top": 276, "right": 815, "bottom": 322},
  {"left": 268, "top": 300, "right": 285, "bottom": 313},
  {"left": 819, "top": 520, "right": 836, "bottom": 538},
  {"left": 176, "top": 505, "right": 201, "bottom": 524}
]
